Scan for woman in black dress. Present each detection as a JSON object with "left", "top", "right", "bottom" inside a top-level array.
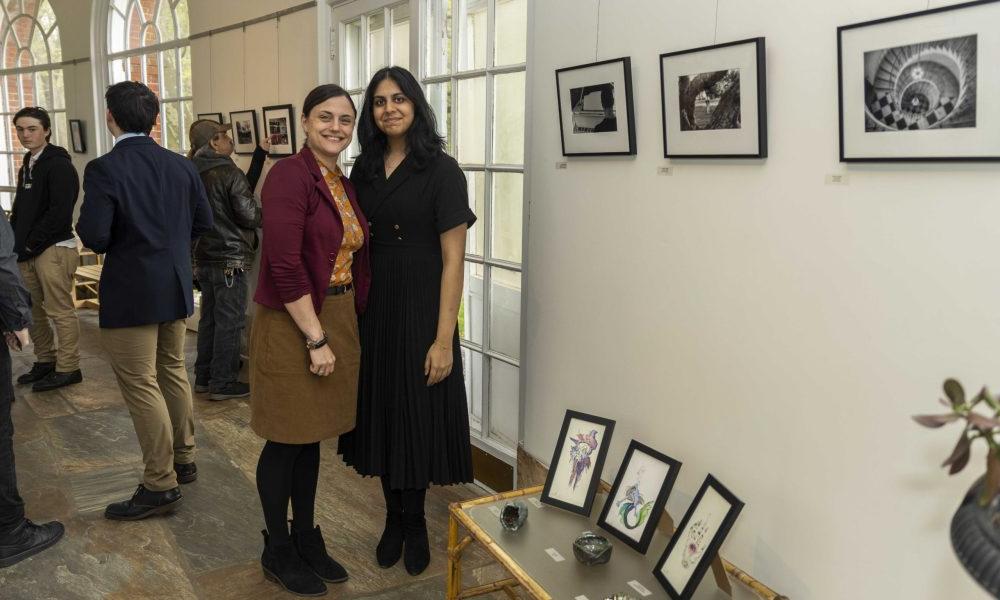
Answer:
[{"left": 337, "top": 66, "right": 475, "bottom": 576}]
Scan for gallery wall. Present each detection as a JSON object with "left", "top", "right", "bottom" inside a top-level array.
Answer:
[
  {"left": 523, "top": 0, "right": 998, "bottom": 598},
  {"left": 47, "top": 0, "right": 98, "bottom": 180}
]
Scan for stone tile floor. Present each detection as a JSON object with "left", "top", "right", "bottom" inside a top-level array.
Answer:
[{"left": 0, "top": 311, "right": 505, "bottom": 599}]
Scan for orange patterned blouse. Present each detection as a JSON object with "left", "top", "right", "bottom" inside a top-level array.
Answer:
[{"left": 319, "top": 162, "right": 364, "bottom": 286}]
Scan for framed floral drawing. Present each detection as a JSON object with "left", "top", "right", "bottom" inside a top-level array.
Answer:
[
  {"left": 653, "top": 475, "right": 744, "bottom": 600},
  {"left": 540, "top": 410, "right": 616, "bottom": 516},
  {"left": 555, "top": 57, "right": 636, "bottom": 156},
  {"left": 229, "top": 109, "right": 260, "bottom": 155},
  {"left": 838, "top": 0, "right": 1000, "bottom": 161},
  {"left": 597, "top": 440, "right": 681, "bottom": 554}
]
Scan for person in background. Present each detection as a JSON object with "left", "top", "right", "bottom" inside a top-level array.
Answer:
[
  {"left": 0, "top": 210, "right": 65, "bottom": 568},
  {"left": 9, "top": 106, "right": 83, "bottom": 392},
  {"left": 337, "top": 66, "right": 476, "bottom": 577},
  {"left": 187, "top": 120, "right": 262, "bottom": 400},
  {"left": 77, "top": 81, "right": 213, "bottom": 521}
]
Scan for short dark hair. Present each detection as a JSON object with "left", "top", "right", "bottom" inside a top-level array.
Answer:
[
  {"left": 13, "top": 107, "right": 51, "bottom": 141},
  {"left": 105, "top": 81, "right": 160, "bottom": 134},
  {"left": 302, "top": 84, "right": 356, "bottom": 119},
  {"left": 356, "top": 66, "right": 445, "bottom": 181}
]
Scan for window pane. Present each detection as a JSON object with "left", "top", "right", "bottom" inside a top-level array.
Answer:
[
  {"left": 48, "top": 26, "right": 61, "bottom": 62},
  {"left": 36, "top": 70, "right": 51, "bottom": 110},
  {"left": 457, "top": 0, "right": 486, "bottom": 71},
  {"left": 175, "top": 0, "right": 190, "bottom": 39},
  {"left": 461, "top": 261, "right": 484, "bottom": 345},
  {"left": 0, "top": 155, "right": 12, "bottom": 188},
  {"left": 490, "top": 172, "right": 522, "bottom": 263},
  {"left": 110, "top": 58, "right": 127, "bottom": 84},
  {"left": 462, "top": 347, "right": 483, "bottom": 434},
  {"left": 0, "top": 189, "right": 13, "bottom": 212},
  {"left": 495, "top": 0, "right": 527, "bottom": 66},
  {"left": 425, "top": 81, "right": 451, "bottom": 152},
  {"left": 488, "top": 359, "right": 518, "bottom": 448},
  {"left": 157, "top": 0, "right": 177, "bottom": 42},
  {"left": 346, "top": 93, "right": 362, "bottom": 161},
  {"left": 180, "top": 46, "right": 192, "bottom": 96},
  {"left": 391, "top": 4, "right": 409, "bottom": 68},
  {"left": 488, "top": 267, "right": 520, "bottom": 359},
  {"left": 163, "top": 101, "right": 180, "bottom": 151},
  {"left": 367, "top": 11, "right": 385, "bottom": 80},
  {"left": 52, "top": 69, "right": 64, "bottom": 109},
  {"left": 162, "top": 47, "right": 178, "bottom": 98},
  {"left": 493, "top": 71, "right": 524, "bottom": 165},
  {"left": 423, "top": 0, "right": 452, "bottom": 77},
  {"left": 345, "top": 19, "right": 363, "bottom": 90},
  {"left": 465, "top": 170, "right": 484, "bottom": 256},
  {"left": 182, "top": 99, "right": 193, "bottom": 151},
  {"left": 109, "top": 10, "right": 126, "bottom": 53},
  {"left": 30, "top": 24, "right": 48, "bottom": 64},
  {"left": 455, "top": 76, "right": 484, "bottom": 164},
  {"left": 54, "top": 111, "right": 67, "bottom": 148}
]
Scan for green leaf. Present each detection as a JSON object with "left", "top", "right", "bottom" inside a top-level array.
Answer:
[
  {"left": 944, "top": 379, "right": 966, "bottom": 407},
  {"left": 913, "top": 414, "right": 960, "bottom": 428}
]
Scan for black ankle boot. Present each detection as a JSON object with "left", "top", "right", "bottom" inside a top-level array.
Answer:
[
  {"left": 402, "top": 512, "right": 430, "bottom": 576},
  {"left": 260, "top": 530, "right": 327, "bottom": 597},
  {"left": 376, "top": 510, "right": 404, "bottom": 568},
  {"left": 291, "top": 523, "right": 348, "bottom": 583}
]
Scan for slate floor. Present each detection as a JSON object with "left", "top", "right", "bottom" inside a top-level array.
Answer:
[{"left": 0, "top": 311, "right": 505, "bottom": 599}]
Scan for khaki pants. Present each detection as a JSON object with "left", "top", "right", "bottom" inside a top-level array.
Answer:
[
  {"left": 18, "top": 245, "right": 80, "bottom": 372},
  {"left": 102, "top": 320, "right": 195, "bottom": 491}
]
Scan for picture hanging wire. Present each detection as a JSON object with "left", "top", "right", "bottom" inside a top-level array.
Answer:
[
  {"left": 207, "top": 32, "right": 214, "bottom": 110},
  {"left": 713, "top": 0, "right": 720, "bottom": 44},
  {"left": 241, "top": 25, "right": 247, "bottom": 107},
  {"left": 593, "top": 0, "right": 601, "bottom": 62}
]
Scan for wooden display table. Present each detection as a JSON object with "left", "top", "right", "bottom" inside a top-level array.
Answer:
[{"left": 447, "top": 486, "right": 786, "bottom": 600}]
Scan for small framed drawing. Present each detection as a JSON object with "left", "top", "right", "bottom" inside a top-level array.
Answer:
[
  {"left": 197, "top": 112, "right": 223, "bottom": 123},
  {"left": 653, "top": 475, "right": 744, "bottom": 600},
  {"left": 838, "top": 0, "right": 1000, "bottom": 161},
  {"left": 540, "top": 410, "right": 615, "bottom": 516},
  {"left": 69, "top": 119, "right": 86, "bottom": 154},
  {"left": 262, "top": 104, "right": 296, "bottom": 157},
  {"left": 229, "top": 110, "right": 260, "bottom": 155},
  {"left": 659, "top": 37, "right": 767, "bottom": 158},
  {"left": 554, "top": 57, "right": 636, "bottom": 156},
  {"left": 597, "top": 440, "right": 681, "bottom": 554}
]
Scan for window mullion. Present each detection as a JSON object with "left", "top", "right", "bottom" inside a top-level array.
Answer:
[{"left": 383, "top": 6, "right": 391, "bottom": 69}]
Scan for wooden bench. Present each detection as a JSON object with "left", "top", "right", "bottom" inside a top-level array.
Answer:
[{"left": 73, "top": 250, "right": 103, "bottom": 309}]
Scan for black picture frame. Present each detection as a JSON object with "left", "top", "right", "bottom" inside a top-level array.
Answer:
[
  {"left": 229, "top": 109, "right": 260, "bottom": 155},
  {"left": 555, "top": 57, "right": 636, "bottom": 156},
  {"left": 837, "top": 0, "right": 1000, "bottom": 162},
  {"left": 653, "top": 475, "right": 744, "bottom": 600},
  {"left": 597, "top": 440, "right": 681, "bottom": 554},
  {"left": 197, "top": 112, "right": 223, "bottom": 124},
  {"left": 540, "top": 410, "right": 615, "bottom": 516},
  {"left": 262, "top": 104, "right": 296, "bottom": 157},
  {"left": 68, "top": 119, "right": 86, "bottom": 154},
  {"left": 659, "top": 37, "right": 767, "bottom": 159}
]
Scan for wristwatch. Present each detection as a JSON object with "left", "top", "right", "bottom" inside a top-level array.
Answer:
[{"left": 305, "top": 331, "right": 328, "bottom": 350}]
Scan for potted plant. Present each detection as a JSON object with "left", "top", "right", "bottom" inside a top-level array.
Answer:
[{"left": 914, "top": 378, "right": 1000, "bottom": 597}]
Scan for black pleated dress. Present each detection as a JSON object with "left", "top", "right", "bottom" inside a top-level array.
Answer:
[{"left": 337, "top": 151, "right": 476, "bottom": 490}]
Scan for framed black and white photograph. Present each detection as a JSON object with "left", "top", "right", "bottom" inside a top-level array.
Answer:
[
  {"left": 262, "top": 104, "right": 296, "bottom": 157},
  {"left": 69, "top": 119, "right": 86, "bottom": 154},
  {"left": 838, "top": 0, "right": 1000, "bottom": 161},
  {"left": 229, "top": 109, "right": 260, "bottom": 155},
  {"left": 555, "top": 57, "right": 636, "bottom": 156},
  {"left": 197, "top": 112, "right": 223, "bottom": 124},
  {"left": 540, "top": 410, "right": 616, "bottom": 516},
  {"left": 660, "top": 37, "right": 767, "bottom": 158},
  {"left": 653, "top": 475, "right": 744, "bottom": 600},
  {"left": 597, "top": 440, "right": 681, "bottom": 554}
]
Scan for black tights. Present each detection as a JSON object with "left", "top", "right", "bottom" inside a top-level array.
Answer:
[
  {"left": 256, "top": 440, "right": 320, "bottom": 544},
  {"left": 381, "top": 477, "right": 426, "bottom": 515}
]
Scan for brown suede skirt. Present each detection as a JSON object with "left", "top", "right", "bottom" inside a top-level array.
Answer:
[{"left": 249, "top": 291, "right": 360, "bottom": 444}]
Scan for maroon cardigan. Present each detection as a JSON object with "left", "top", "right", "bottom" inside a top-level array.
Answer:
[{"left": 254, "top": 146, "right": 371, "bottom": 315}]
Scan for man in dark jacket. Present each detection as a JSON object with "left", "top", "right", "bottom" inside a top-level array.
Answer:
[
  {"left": 187, "top": 119, "right": 262, "bottom": 400},
  {"left": 77, "top": 81, "right": 213, "bottom": 521},
  {"left": 0, "top": 211, "right": 64, "bottom": 568},
  {"left": 9, "top": 107, "right": 82, "bottom": 392}
]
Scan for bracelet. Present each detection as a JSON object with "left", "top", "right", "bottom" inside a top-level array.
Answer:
[
  {"left": 433, "top": 340, "right": 451, "bottom": 351},
  {"left": 305, "top": 331, "right": 328, "bottom": 350}
]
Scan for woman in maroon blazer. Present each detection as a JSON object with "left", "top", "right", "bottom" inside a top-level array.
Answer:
[{"left": 249, "top": 84, "right": 370, "bottom": 597}]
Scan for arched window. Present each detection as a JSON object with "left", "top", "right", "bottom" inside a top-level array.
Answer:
[
  {"left": 103, "top": 0, "right": 191, "bottom": 153},
  {"left": 0, "top": 0, "right": 65, "bottom": 210}
]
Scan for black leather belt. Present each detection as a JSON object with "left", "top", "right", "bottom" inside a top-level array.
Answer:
[{"left": 326, "top": 282, "right": 353, "bottom": 296}]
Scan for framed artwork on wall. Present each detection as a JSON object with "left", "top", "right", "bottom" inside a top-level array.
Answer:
[
  {"left": 229, "top": 110, "right": 260, "bottom": 155},
  {"left": 196, "top": 112, "right": 223, "bottom": 123},
  {"left": 69, "top": 119, "right": 86, "bottom": 154},
  {"left": 540, "top": 410, "right": 615, "bottom": 516},
  {"left": 653, "top": 475, "right": 744, "bottom": 600},
  {"left": 262, "top": 104, "right": 296, "bottom": 157},
  {"left": 555, "top": 57, "right": 636, "bottom": 156},
  {"left": 659, "top": 37, "right": 767, "bottom": 158},
  {"left": 597, "top": 440, "right": 681, "bottom": 554},
  {"left": 838, "top": 0, "right": 1000, "bottom": 161}
]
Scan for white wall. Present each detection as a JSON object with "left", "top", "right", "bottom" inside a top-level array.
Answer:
[
  {"left": 524, "top": 1, "right": 997, "bottom": 598},
  {"left": 47, "top": 0, "right": 98, "bottom": 176}
]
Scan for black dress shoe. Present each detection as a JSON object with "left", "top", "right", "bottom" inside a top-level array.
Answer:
[
  {"left": 402, "top": 512, "right": 430, "bottom": 576},
  {"left": 0, "top": 519, "right": 65, "bottom": 568},
  {"left": 261, "top": 530, "right": 327, "bottom": 597},
  {"left": 209, "top": 381, "right": 249, "bottom": 401},
  {"left": 194, "top": 374, "right": 210, "bottom": 393},
  {"left": 105, "top": 485, "right": 182, "bottom": 521},
  {"left": 16, "top": 362, "right": 55, "bottom": 385},
  {"left": 174, "top": 462, "right": 198, "bottom": 484},
  {"left": 32, "top": 369, "right": 82, "bottom": 392},
  {"left": 291, "top": 523, "right": 348, "bottom": 583}
]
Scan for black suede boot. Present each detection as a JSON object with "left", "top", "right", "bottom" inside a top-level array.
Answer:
[
  {"left": 291, "top": 523, "right": 348, "bottom": 583},
  {"left": 260, "top": 530, "right": 327, "bottom": 597},
  {"left": 377, "top": 479, "right": 404, "bottom": 568},
  {"left": 402, "top": 512, "right": 430, "bottom": 576}
]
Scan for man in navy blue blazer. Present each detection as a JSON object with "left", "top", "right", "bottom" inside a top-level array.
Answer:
[{"left": 77, "top": 81, "right": 213, "bottom": 521}]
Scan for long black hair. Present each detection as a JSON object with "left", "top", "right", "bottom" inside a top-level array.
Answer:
[{"left": 356, "top": 66, "right": 445, "bottom": 181}]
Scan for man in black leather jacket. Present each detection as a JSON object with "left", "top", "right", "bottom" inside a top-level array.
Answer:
[{"left": 188, "top": 120, "right": 262, "bottom": 400}]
